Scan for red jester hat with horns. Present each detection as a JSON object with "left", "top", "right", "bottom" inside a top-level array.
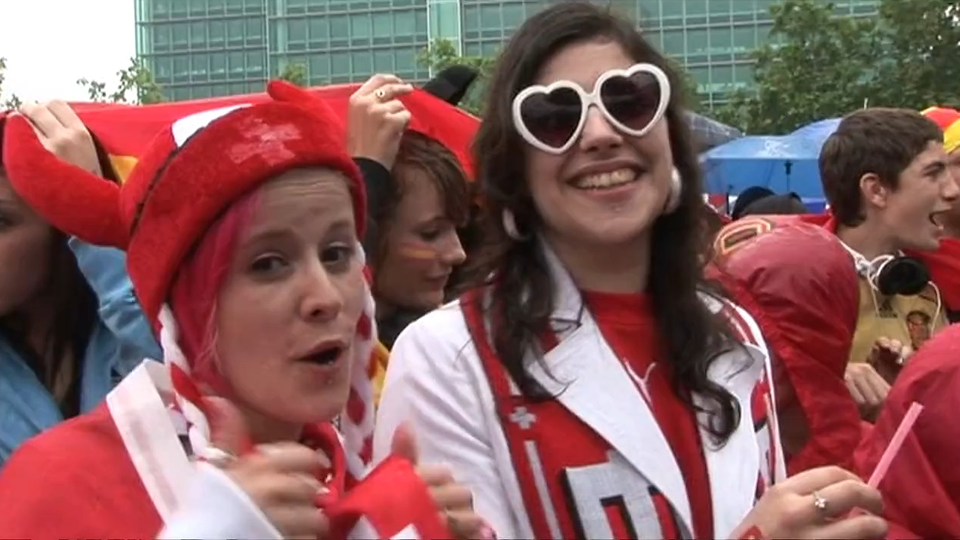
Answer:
[{"left": 1, "top": 81, "right": 452, "bottom": 539}]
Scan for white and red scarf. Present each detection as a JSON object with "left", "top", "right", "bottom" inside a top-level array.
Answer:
[{"left": 114, "top": 271, "right": 452, "bottom": 539}]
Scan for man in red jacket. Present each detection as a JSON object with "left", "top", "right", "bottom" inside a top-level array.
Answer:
[{"left": 816, "top": 109, "right": 957, "bottom": 421}]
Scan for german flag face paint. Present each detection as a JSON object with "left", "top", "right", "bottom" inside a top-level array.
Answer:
[{"left": 396, "top": 240, "right": 439, "bottom": 261}]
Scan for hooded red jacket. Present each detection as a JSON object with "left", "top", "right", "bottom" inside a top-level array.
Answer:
[
  {"left": 855, "top": 323, "right": 960, "bottom": 539},
  {"left": 711, "top": 217, "right": 863, "bottom": 474}
]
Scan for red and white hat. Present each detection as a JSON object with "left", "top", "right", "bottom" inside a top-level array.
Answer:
[
  {"left": 1, "top": 82, "right": 433, "bottom": 537},
  {"left": 4, "top": 82, "right": 461, "bottom": 539},
  {"left": 3, "top": 81, "right": 365, "bottom": 325}
]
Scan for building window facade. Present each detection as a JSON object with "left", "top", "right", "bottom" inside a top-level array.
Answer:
[{"left": 135, "top": 0, "right": 877, "bottom": 105}]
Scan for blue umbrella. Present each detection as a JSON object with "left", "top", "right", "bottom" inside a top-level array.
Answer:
[
  {"left": 701, "top": 118, "right": 842, "bottom": 201},
  {"left": 700, "top": 135, "right": 823, "bottom": 197},
  {"left": 789, "top": 118, "right": 841, "bottom": 142}
]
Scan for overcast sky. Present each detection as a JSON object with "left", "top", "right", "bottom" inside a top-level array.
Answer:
[{"left": 0, "top": 0, "right": 135, "bottom": 102}]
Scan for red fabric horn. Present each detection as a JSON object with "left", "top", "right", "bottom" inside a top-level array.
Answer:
[{"left": 2, "top": 114, "right": 127, "bottom": 249}]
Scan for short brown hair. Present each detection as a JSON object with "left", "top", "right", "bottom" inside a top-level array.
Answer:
[
  {"left": 372, "top": 131, "right": 470, "bottom": 264},
  {"left": 820, "top": 108, "right": 942, "bottom": 227}
]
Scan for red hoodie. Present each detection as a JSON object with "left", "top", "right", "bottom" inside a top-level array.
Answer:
[
  {"left": 855, "top": 323, "right": 960, "bottom": 539},
  {"left": 711, "top": 218, "right": 863, "bottom": 474}
]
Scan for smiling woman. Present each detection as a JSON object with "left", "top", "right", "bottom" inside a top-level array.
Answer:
[
  {"left": 374, "top": 3, "right": 889, "bottom": 540},
  {"left": 371, "top": 130, "right": 470, "bottom": 347}
]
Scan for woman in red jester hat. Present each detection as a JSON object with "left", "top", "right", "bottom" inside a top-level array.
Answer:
[{"left": 0, "top": 81, "right": 487, "bottom": 540}]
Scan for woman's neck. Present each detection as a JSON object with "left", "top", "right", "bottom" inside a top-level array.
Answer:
[{"left": 543, "top": 230, "right": 652, "bottom": 294}]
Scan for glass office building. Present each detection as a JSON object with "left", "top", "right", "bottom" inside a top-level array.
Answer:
[{"left": 135, "top": 0, "right": 878, "bottom": 106}]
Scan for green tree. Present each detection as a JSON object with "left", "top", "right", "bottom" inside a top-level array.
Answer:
[
  {"left": 417, "top": 38, "right": 495, "bottom": 116},
  {"left": 869, "top": 0, "right": 960, "bottom": 109},
  {"left": 78, "top": 57, "right": 164, "bottom": 105},
  {"left": 0, "top": 56, "right": 23, "bottom": 110},
  {"left": 715, "top": 0, "right": 960, "bottom": 134},
  {"left": 714, "top": 0, "right": 879, "bottom": 134},
  {"left": 277, "top": 62, "right": 308, "bottom": 87},
  {"left": 3, "top": 94, "right": 22, "bottom": 110}
]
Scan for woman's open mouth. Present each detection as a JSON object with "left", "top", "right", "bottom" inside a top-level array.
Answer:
[{"left": 297, "top": 341, "right": 347, "bottom": 366}]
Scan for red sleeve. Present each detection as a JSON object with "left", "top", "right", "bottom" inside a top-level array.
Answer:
[
  {"left": 0, "top": 407, "right": 161, "bottom": 539},
  {"left": 0, "top": 438, "right": 82, "bottom": 539}
]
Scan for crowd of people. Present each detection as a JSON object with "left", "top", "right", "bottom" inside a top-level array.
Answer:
[{"left": 1, "top": 2, "right": 959, "bottom": 538}]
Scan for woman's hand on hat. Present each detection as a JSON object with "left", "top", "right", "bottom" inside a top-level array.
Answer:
[
  {"left": 18, "top": 100, "right": 102, "bottom": 177},
  {"left": 731, "top": 466, "right": 887, "bottom": 540},
  {"left": 347, "top": 73, "right": 413, "bottom": 170},
  {"left": 391, "top": 423, "right": 494, "bottom": 540},
  {"left": 206, "top": 397, "right": 332, "bottom": 539}
]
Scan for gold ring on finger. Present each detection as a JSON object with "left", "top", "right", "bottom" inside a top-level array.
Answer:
[{"left": 375, "top": 89, "right": 386, "bottom": 102}]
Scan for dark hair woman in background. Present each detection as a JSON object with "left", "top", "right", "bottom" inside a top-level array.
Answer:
[{"left": 0, "top": 103, "right": 159, "bottom": 467}]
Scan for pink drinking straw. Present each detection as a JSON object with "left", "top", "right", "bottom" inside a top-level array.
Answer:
[{"left": 867, "top": 401, "right": 924, "bottom": 488}]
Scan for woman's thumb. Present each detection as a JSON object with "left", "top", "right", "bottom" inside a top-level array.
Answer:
[
  {"left": 390, "top": 422, "right": 419, "bottom": 464},
  {"left": 205, "top": 396, "right": 252, "bottom": 458}
]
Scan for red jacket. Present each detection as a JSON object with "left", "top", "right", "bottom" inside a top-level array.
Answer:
[
  {"left": 711, "top": 217, "right": 863, "bottom": 474},
  {"left": 855, "top": 324, "right": 960, "bottom": 539}
]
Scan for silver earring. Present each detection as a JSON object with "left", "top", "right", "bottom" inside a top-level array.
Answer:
[
  {"left": 664, "top": 167, "right": 682, "bottom": 214},
  {"left": 502, "top": 208, "right": 525, "bottom": 241}
]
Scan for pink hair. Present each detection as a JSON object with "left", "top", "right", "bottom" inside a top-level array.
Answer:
[{"left": 169, "top": 190, "right": 260, "bottom": 394}]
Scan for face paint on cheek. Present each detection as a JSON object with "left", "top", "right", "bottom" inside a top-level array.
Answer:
[{"left": 396, "top": 240, "right": 439, "bottom": 262}]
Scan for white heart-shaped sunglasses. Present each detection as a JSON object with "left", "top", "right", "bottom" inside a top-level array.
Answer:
[{"left": 511, "top": 63, "right": 672, "bottom": 155}]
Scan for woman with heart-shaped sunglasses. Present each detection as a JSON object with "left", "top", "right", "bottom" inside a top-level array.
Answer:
[{"left": 374, "top": 2, "right": 888, "bottom": 540}]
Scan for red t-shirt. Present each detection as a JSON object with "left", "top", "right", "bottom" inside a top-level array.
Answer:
[{"left": 584, "top": 290, "right": 715, "bottom": 540}]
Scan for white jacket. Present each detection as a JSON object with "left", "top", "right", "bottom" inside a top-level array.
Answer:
[{"left": 374, "top": 244, "right": 786, "bottom": 539}]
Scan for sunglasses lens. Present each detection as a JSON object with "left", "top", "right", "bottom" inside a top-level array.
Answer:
[
  {"left": 600, "top": 70, "right": 663, "bottom": 133},
  {"left": 519, "top": 86, "right": 582, "bottom": 150}
]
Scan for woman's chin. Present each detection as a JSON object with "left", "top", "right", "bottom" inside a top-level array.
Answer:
[{"left": 268, "top": 389, "right": 352, "bottom": 427}]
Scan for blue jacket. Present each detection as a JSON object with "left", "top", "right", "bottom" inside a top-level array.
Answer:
[{"left": 0, "top": 238, "right": 161, "bottom": 467}]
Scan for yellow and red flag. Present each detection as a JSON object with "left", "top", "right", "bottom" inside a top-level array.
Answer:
[{"left": 2, "top": 84, "right": 479, "bottom": 182}]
